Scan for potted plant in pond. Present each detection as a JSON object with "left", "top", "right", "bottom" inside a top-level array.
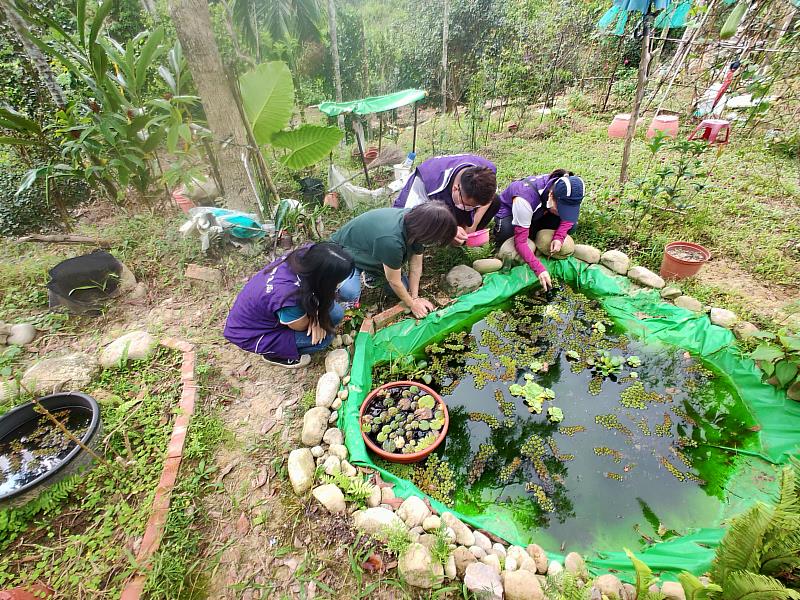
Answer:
[{"left": 359, "top": 381, "right": 449, "bottom": 464}]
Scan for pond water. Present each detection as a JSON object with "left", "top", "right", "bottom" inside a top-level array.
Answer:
[
  {"left": 0, "top": 408, "right": 91, "bottom": 497},
  {"left": 375, "top": 285, "right": 758, "bottom": 552}
]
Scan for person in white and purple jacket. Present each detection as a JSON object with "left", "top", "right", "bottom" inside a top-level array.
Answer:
[
  {"left": 495, "top": 170, "right": 585, "bottom": 291},
  {"left": 393, "top": 154, "right": 499, "bottom": 245}
]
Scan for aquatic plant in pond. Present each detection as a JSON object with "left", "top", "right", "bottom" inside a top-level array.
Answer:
[{"left": 372, "top": 284, "right": 758, "bottom": 550}]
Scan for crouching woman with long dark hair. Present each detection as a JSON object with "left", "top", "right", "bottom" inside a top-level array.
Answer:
[{"left": 224, "top": 242, "right": 355, "bottom": 369}]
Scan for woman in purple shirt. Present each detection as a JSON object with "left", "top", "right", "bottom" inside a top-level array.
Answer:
[
  {"left": 223, "top": 243, "right": 355, "bottom": 369},
  {"left": 393, "top": 154, "right": 499, "bottom": 244}
]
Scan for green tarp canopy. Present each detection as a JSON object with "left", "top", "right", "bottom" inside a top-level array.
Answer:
[
  {"left": 342, "top": 257, "right": 800, "bottom": 582},
  {"left": 318, "top": 89, "right": 426, "bottom": 117}
]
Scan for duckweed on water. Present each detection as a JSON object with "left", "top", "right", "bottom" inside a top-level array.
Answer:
[{"left": 373, "top": 284, "right": 758, "bottom": 550}]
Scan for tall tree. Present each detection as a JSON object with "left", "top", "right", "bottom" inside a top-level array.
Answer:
[
  {"left": 0, "top": 0, "right": 66, "bottom": 108},
  {"left": 168, "top": 0, "right": 259, "bottom": 214},
  {"left": 327, "top": 0, "right": 344, "bottom": 128},
  {"left": 232, "top": 0, "right": 323, "bottom": 53},
  {"left": 441, "top": 0, "right": 449, "bottom": 113}
]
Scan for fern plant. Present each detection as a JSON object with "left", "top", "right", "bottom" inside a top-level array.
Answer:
[
  {"left": 625, "top": 547, "right": 666, "bottom": 599},
  {"left": 319, "top": 471, "right": 376, "bottom": 507}
]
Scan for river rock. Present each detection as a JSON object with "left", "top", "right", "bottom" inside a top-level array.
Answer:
[
  {"left": 100, "top": 331, "right": 157, "bottom": 368},
  {"left": 564, "top": 552, "right": 587, "bottom": 579},
  {"left": 546, "top": 560, "right": 563, "bottom": 577},
  {"left": 675, "top": 295, "right": 704, "bottom": 312},
  {"left": 445, "top": 265, "right": 483, "bottom": 296},
  {"left": 623, "top": 583, "right": 637, "bottom": 600},
  {"left": 505, "top": 557, "right": 518, "bottom": 571},
  {"left": 422, "top": 515, "right": 441, "bottom": 532},
  {"left": 331, "top": 397, "right": 342, "bottom": 410},
  {"left": 398, "top": 543, "right": 444, "bottom": 588},
  {"left": 328, "top": 444, "right": 347, "bottom": 460},
  {"left": 310, "top": 445, "right": 325, "bottom": 458},
  {"left": 473, "top": 530, "right": 492, "bottom": 552},
  {"left": 627, "top": 266, "right": 665, "bottom": 289},
  {"left": 491, "top": 543, "right": 507, "bottom": 559},
  {"left": 340, "top": 459, "right": 357, "bottom": 477},
  {"left": 526, "top": 544, "right": 548, "bottom": 574},
  {"left": 594, "top": 574, "right": 624, "bottom": 597},
  {"left": 366, "top": 484, "right": 382, "bottom": 508},
  {"left": 534, "top": 229, "right": 575, "bottom": 258},
  {"left": 600, "top": 250, "right": 631, "bottom": 275},
  {"left": 7, "top": 323, "right": 36, "bottom": 346},
  {"left": 454, "top": 546, "right": 477, "bottom": 578},
  {"left": 185, "top": 264, "right": 222, "bottom": 286},
  {"left": 397, "top": 495, "right": 431, "bottom": 528},
  {"left": 464, "top": 562, "right": 503, "bottom": 600},
  {"left": 324, "top": 349, "right": 350, "bottom": 378},
  {"left": 301, "top": 407, "right": 330, "bottom": 446},
  {"left": 481, "top": 553, "right": 502, "bottom": 574},
  {"left": 328, "top": 410, "right": 338, "bottom": 424},
  {"left": 710, "top": 307, "right": 737, "bottom": 328},
  {"left": 660, "top": 285, "right": 682, "bottom": 300},
  {"left": 473, "top": 258, "right": 503, "bottom": 274},
  {"left": 507, "top": 546, "right": 528, "bottom": 565},
  {"left": 442, "top": 512, "right": 475, "bottom": 547},
  {"left": 353, "top": 507, "right": 405, "bottom": 537},
  {"left": 498, "top": 237, "right": 535, "bottom": 263},
  {"left": 661, "top": 581, "right": 687, "bottom": 600},
  {"left": 21, "top": 352, "right": 99, "bottom": 395},
  {"left": 573, "top": 244, "right": 601, "bottom": 264},
  {"left": 381, "top": 486, "right": 395, "bottom": 503},
  {"left": 470, "top": 546, "right": 487, "bottom": 559},
  {"left": 503, "top": 569, "right": 544, "bottom": 600},
  {"left": 322, "top": 427, "right": 344, "bottom": 446},
  {"left": 312, "top": 484, "right": 346, "bottom": 513},
  {"left": 733, "top": 321, "right": 759, "bottom": 340},
  {"left": 288, "top": 448, "right": 315, "bottom": 495},
  {"left": 315, "top": 372, "right": 340, "bottom": 408},
  {"left": 519, "top": 556, "right": 537, "bottom": 573},
  {"left": 322, "top": 455, "right": 341, "bottom": 475},
  {"left": 445, "top": 553, "right": 457, "bottom": 580}
]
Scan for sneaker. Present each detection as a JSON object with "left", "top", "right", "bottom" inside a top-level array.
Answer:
[
  {"left": 360, "top": 271, "right": 378, "bottom": 289},
  {"left": 261, "top": 354, "right": 311, "bottom": 369}
]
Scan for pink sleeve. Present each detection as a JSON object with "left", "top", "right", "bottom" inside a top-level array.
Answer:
[
  {"left": 514, "top": 226, "right": 546, "bottom": 275},
  {"left": 553, "top": 221, "right": 574, "bottom": 242}
]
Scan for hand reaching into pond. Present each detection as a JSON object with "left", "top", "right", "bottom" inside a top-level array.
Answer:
[
  {"left": 538, "top": 270, "right": 553, "bottom": 291},
  {"left": 410, "top": 297, "right": 435, "bottom": 319}
]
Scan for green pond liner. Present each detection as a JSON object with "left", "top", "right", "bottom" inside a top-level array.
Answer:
[{"left": 342, "top": 256, "right": 800, "bottom": 581}]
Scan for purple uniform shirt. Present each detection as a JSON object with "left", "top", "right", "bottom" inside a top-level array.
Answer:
[
  {"left": 496, "top": 174, "right": 561, "bottom": 221},
  {"left": 223, "top": 256, "right": 302, "bottom": 360},
  {"left": 393, "top": 154, "right": 496, "bottom": 226}
]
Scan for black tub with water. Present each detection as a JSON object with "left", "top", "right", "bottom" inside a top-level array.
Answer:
[{"left": 0, "top": 392, "right": 102, "bottom": 508}]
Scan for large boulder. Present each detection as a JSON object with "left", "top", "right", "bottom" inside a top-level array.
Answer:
[
  {"left": 353, "top": 507, "right": 406, "bottom": 537},
  {"left": 600, "top": 250, "right": 630, "bottom": 275},
  {"left": 573, "top": 244, "right": 601, "bottom": 264},
  {"left": 315, "top": 372, "right": 340, "bottom": 408},
  {"left": 100, "top": 331, "right": 158, "bottom": 368},
  {"left": 464, "top": 563, "right": 503, "bottom": 600},
  {"left": 397, "top": 495, "right": 431, "bottom": 528},
  {"left": 301, "top": 407, "right": 331, "bottom": 446},
  {"left": 533, "top": 229, "right": 575, "bottom": 259},
  {"left": 503, "top": 569, "right": 544, "bottom": 600},
  {"left": 399, "top": 543, "right": 444, "bottom": 589},
  {"left": 21, "top": 353, "right": 99, "bottom": 395},
  {"left": 445, "top": 265, "right": 483, "bottom": 296},
  {"left": 324, "top": 349, "right": 350, "bottom": 378},
  {"left": 312, "top": 484, "right": 346, "bottom": 513},
  {"left": 288, "top": 448, "right": 315, "bottom": 495},
  {"left": 498, "top": 237, "right": 535, "bottom": 263},
  {"left": 627, "top": 266, "right": 665, "bottom": 289}
]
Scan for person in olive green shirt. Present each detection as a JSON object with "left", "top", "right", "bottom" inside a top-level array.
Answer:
[{"left": 331, "top": 203, "right": 457, "bottom": 318}]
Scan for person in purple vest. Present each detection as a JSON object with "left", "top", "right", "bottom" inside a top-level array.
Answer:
[
  {"left": 393, "top": 154, "right": 499, "bottom": 245},
  {"left": 223, "top": 242, "right": 355, "bottom": 369},
  {"left": 495, "top": 169, "right": 585, "bottom": 291}
]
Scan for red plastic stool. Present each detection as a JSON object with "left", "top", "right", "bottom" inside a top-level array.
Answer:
[{"left": 688, "top": 118, "right": 731, "bottom": 144}]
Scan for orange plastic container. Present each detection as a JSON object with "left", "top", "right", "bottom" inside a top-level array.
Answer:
[
  {"left": 659, "top": 241, "right": 711, "bottom": 280},
  {"left": 647, "top": 115, "right": 679, "bottom": 138},
  {"left": 608, "top": 114, "right": 632, "bottom": 138}
]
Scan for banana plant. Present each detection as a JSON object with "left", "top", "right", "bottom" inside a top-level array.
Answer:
[{"left": 239, "top": 61, "right": 343, "bottom": 169}]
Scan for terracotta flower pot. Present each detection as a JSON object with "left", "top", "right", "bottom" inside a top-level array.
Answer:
[
  {"left": 323, "top": 192, "right": 339, "bottom": 209},
  {"left": 659, "top": 241, "right": 711, "bottom": 280},
  {"left": 0, "top": 585, "right": 54, "bottom": 600},
  {"left": 359, "top": 380, "right": 449, "bottom": 464}
]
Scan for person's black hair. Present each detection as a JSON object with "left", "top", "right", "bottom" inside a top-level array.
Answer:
[
  {"left": 404, "top": 202, "right": 458, "bottom": 246},
  {"left": 460, "top": 166, "right": 497, "bottom": 206},
  {"left": 286, "top": 242, "right": 354, "bottom": 332},
  {"left": 548, "top": 169, "right": 575, "bottom": 179}
]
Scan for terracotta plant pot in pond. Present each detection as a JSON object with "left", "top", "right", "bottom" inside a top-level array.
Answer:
[
  {"left": 359, "top": 381, "right": 449, "bottom": 464},
  {"left": 659, "top": 241, "right": 711, "bottom": 280}
]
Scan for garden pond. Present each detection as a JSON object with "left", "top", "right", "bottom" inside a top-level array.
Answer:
[{"left": 373, "top": 284, "right": 759, "bottom": 552}]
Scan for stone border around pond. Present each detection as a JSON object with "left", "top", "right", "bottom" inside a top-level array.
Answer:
[{"left": 285, "top": 241, "right": 776, "bottom": 599}]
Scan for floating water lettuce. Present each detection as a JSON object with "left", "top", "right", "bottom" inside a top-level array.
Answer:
[
  {"left": 509, "top": 379, "right": 555, "bottom": 414},
  {"left": 547, "top": 406, "right": 564, "bottom": 423}
]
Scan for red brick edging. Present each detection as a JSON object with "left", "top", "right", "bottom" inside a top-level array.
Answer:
[{"left": 119, "top": 338, "right": 197, "bottom": 600}]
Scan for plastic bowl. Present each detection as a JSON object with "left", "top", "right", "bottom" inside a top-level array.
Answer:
[
  {"left": 466, "top": 229, "right": 490, "bottom": 247},
  {"left": 359, "top": 381, "right": 449, "bottom": 464}
]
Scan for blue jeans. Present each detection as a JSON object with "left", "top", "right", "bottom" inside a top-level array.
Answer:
[
  {"left": 336, "top": 268, "right": 409, "bottom": 303},
  {"left": 294, "top": 302, "right": 345, "bottom": 354}
]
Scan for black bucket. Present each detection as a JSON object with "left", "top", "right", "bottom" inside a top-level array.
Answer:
[
  {"left": 47, "top": 250, "right": 122, "bottom": 316},
  {"left": 0, "top": 392, "right": 103, "bottom": 508},
  {"left": 299, "top": 177, "right": 325, "bottom": 205}
]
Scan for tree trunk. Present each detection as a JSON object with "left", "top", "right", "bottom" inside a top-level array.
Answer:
[
  {"left": 140, "top": 0, "right": 158, "bottom": 15},
  {"left": 359, "top": 17, "right": 369, "bottom": 97},
  {"left": 441, "top": 0, "right": 449, "bottom": 114},
  {"left": 168, "top": 0, "right": 259, "bottom": 214},
  {"left": 619, "top": 15, "right": 652, "bottom": 185},
  {"left": 1, "top": 0, "right": 67, "bottom": 108},
  {"left": 327, "top": 0, "right": 345, "bottom": 129}
]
